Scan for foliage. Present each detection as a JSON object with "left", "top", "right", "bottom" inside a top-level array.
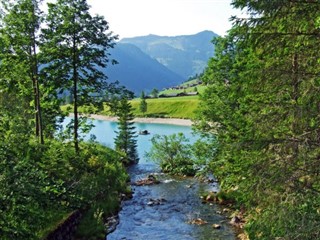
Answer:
[
  {"left": 40, "top": 0, "right": 117, "bottom": 151},
  {"left": 150, "top": 88, "right": 159, "bottom": 98},
  {"left": 75, "top": 195, "right": 121, "bottom": 239},
  {"left": 139, "top": 91, "right": 147, "bottom": 115},
  {"left": 0, "top": 0, "right": 44, "bottom": 143},
  {"left": 195, "top": 1, "right": 320, "bottom": 239},
  {"left": 113, "top": 97, "right": 139, "bottom": 165},
  {"left": 146, "top": 133, "right": 198, "bottom": 176},
  {"left": 0, "top": 136, "right": 128, "bottom": 239},
  {"left": 0, "top": 1, "right": 128, "bottom": 239}
]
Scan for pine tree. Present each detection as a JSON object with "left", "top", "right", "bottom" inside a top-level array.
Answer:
[
  {"left": 150, "top": 88, "right": 159, "bottom": 98},
  {"left": 114, "top": 97, "right": 138, "bottom": 165},
  {"left": 40, "top": 0, "right": 117, "bottom": 152},
  {"left": 197, "top": 1, "right": 320, "bottom": 238},
  {"left": 139, "top": 90, "right": 147, "bottom": 115}
]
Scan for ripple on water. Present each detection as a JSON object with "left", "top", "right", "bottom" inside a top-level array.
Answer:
[{"left": 107, "top": 164, "right": 236, "bottom": 240}]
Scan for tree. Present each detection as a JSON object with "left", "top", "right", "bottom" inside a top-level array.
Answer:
[
  {"left": 196, "top": 1, "right": 320, "bottom": 239},
  {"left": 150, "top": 88, "right": 159, "bottom": 98},
  {"left": 0, "top": 0, "right": 44, "bottom": 143},
  {"left": 139, "top": 90, "right": 147, "bottom": 115},
  {"left": 40, "top": 0, "right": 117, "bottom": 152},
  {"left": 114, "top": 97, "right": 138, "bottom": 165},
  {"left": 146, "top": 133, "right": 196, "bottom": 176}
]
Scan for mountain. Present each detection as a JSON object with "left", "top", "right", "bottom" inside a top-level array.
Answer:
[
  {"left": 105, "top": 43, "right": 184, "bottom": 95},
  {"left": 120, "top": 30, "right": 218, "bottom": 79}
]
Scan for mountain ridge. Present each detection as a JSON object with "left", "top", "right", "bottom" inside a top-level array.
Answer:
[
  {"left": 104, "top": 31, "right": 217, "bottom": 95},
  {"left": 105, "top": 43, "right": 184, "bottom": 95},
  {"left": 120, "top": 30, "right": 218, "bottom": 79}
]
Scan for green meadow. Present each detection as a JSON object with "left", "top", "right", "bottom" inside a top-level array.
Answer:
[
  {"left": 131, "top": 96, "right": 199, "bottom": 119},
  {"left": 62, "top": 95, "right": 199, "bottom": 120}
]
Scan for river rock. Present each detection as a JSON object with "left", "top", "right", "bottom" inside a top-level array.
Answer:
[
  {"left": 230, "top": 216, "right": 241, "bottom": 225},
  {"left": 106, "top": 216, "right": 120, "bottom": 234},
  {"left": 189, "top": 218, "right": 208, "bottom": 225},
  {"left": 212, "top": 224, "right": 221, "bottom": 229},
  {"left": 206, "top": 192, "right": 216, "bottom": 202},
  {"left": 223, "top": 208, "right": 230, "bottom": 213},
  {"left": 134, "top": 174, "right": 160, "bottom": 186},
  {"left": 147, "top": 198, "right": 167, "bottom": 206}
]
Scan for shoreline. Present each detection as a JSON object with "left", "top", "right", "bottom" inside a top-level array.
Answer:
[{"left": 88, "top": 114, "right": 193, "bottom": 126}]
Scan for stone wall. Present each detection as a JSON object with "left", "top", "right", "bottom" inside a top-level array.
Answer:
[{"left": 46, "top": 210, "right": 82, "bottom": 240}]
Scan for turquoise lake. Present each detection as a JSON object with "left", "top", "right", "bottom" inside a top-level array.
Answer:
[{"left": 63, "top": 116, "right": 198, "bottom": 163}]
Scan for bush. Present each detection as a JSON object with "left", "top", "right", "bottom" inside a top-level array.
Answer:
[
  {"left": 0, "top": 137, "right": 128, "bottom": 239},
  {"left": 145, "top": 133, "right": 196, "bottom": 176}
]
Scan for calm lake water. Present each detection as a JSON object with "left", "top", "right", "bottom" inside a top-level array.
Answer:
[
  {"left": 62, "top": 116, "right": 198, "bottom": 163},
  {"left": 63, "top": 117, "right": 236, "bottom": 240}
]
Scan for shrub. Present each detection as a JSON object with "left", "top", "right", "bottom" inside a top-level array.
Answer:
[{"left": 145, "top": 133, "right": 196, "bottom": 176}]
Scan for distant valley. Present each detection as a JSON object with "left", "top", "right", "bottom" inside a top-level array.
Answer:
[
  {"left": 105, "top": 43, "right": 184, "bottom": 95},
  {"left": 105, "top": 30, "right": 217, "bottom": 95}
]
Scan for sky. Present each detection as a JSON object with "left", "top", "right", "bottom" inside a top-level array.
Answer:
[{"left": 87, "top": 0, "right": 242, "bottom": 39}]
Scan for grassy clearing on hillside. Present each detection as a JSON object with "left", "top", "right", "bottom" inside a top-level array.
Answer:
[
  {"left": 158, "top": 78, "right": 207, "bottom": 96},
  {"left": 61, "top": 96, "right": 199, "bottom": 119},
  {"left": 131, "top": 96, "right": 199, "bottom": 119}
]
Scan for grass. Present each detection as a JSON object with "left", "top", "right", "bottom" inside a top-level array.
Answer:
[
  {"left": 131, "top": 96, "right": 199, "bottom": 119},
  {"left": 62, "top": 95, "right": 200, "bottom": 119},
  {"left": 158, "top": 78, "right": 207, "bottom": 96}
]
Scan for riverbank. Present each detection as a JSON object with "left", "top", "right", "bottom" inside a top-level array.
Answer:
[{"left": 88, "top": 114, "right": 193, "bottom": 126}]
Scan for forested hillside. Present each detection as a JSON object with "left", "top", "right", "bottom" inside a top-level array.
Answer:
[{"left": 196, "top": 1, "right": 320, "bottom": 239}]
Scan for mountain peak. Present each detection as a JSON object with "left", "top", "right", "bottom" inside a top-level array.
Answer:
[
  {"left": 120, "top": 31, "right": 217, "bottom": 79},
  {"left": 106, "top": 43, "right": 184, "bottom": 95},
  {"left": 121, "top": 30, "right": 218, "bottom": 41}
]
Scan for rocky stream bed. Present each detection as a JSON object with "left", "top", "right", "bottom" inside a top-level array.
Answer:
[{"left": 107, "top": 163, "right": 238, "bottom": 240}]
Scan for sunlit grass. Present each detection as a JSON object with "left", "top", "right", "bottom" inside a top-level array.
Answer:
[
  {"left": 131, "top": 96, "right": 199, "bottom": 119},
  {"left": 61, "top": 95, "right": 199, "bottom": 119}
]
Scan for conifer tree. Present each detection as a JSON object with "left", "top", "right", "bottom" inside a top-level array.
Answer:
[
  {"left": 197, "top": 1, "right": 320, "bottom": 238},
  {"left": 150, "top": 88, "right": 159, "bottom": 98},
  {"left": 139, "top": 90, "right": 147, "bottom": 115},
  {"left": 114, "top": 97, "right": 138, "bottom": 165}
]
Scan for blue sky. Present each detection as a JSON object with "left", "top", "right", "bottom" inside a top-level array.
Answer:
[{"left": 88, "top": 0, "right": 243, "bottom": 39}]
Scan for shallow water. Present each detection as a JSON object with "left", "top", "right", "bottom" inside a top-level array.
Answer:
[
  {"left": 62, "top": 117, "right": 237, "bottom": 239},
  {"left": 107, "top": 164, "right": 236, "bottom": 240}
]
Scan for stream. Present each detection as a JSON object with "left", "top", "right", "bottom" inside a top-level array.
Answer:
[
  {"left": 107, "top": 163, "right": 236, "bottom": 240},
  {"left": 63, "top": 117, "right": 237, "bottom": 239}
]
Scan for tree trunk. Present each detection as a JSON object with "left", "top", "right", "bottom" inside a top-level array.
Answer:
[
  {"left": 32, "top": 30, "right": 44, "bottom": 144},
  {"left": 73, "top": 32, "right": 79, "bottom": 153}
]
